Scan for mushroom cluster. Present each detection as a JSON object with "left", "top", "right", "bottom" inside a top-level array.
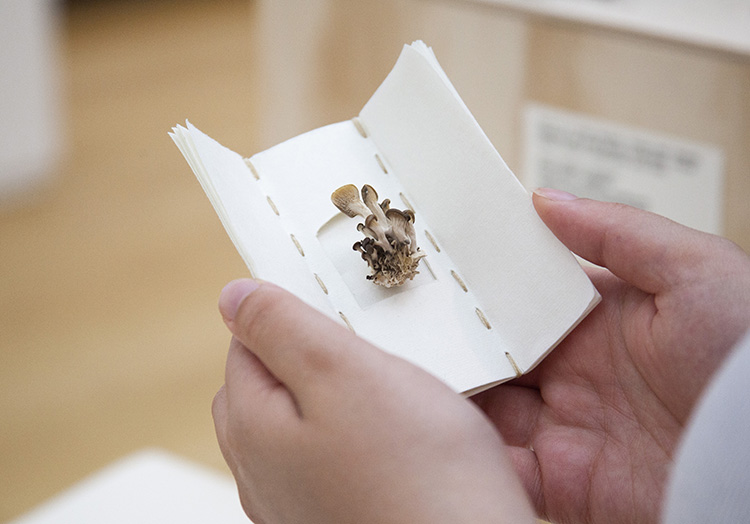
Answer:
[{"left": 331, "top": 184, "right": 425, "bottom": 288}]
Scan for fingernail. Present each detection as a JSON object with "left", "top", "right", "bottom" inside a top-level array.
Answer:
[
  {"left": 219, "top": 279, "right": 260, "bottom": 321},
  {"left": 533, "top": 187, "right": 578, "bottom": 201}
]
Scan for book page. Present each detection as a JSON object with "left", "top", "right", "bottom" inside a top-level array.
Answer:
[
  {"left": 171, "top": 41, "right": 599, "bottom": 394},
  {"left": 361, "top": 42, "right": 599, "bottom": 372},
  {"left": 173, "top": 121, "right": 519, "bottom": 394}
]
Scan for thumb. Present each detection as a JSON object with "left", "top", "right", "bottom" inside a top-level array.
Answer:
[
  {"left": 218, "top": 279, "right": 367, "bottom": 395},
  {"left": 532, "top": 188, "right": 717, "bottom": 294}
]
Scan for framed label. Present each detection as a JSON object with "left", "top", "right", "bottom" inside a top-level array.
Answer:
[{"left": 523, "top": 104, "right": 725, "bottom": 234}]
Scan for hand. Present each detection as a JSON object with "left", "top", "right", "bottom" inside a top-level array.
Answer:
[
  {"left": 212, "top": 280, "right": 535, "bottom": 524},
  {"left": 473, "top": 189, "right": 750, "bottom": 524}
]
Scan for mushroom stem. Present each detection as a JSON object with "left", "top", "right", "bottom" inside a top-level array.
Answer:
[
  {"left": 332, "top": 184, "right": 425, "bottom": 287},
  {"left": 361, "top": 185, "right": 388, "bottom": 224}
]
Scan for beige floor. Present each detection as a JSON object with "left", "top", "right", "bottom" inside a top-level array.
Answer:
[{"left": 0, "top": 1, "right": 257, "bottom": 520}]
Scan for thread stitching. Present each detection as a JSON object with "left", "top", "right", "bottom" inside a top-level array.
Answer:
[{"left": 505, "top": 352, "right": 522, "bottom": 377}]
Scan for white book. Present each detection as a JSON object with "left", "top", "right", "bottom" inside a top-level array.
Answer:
[{"left": 170, "top": 41, "right": 600, "bottom": 396}]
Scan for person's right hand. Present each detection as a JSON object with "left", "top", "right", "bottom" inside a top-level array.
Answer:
[
  {"left": 473, "top": 189, "right": 750, "bottom": 524},
  {"left": 212, "top": 278, "right": 536, "bottom": 524}
]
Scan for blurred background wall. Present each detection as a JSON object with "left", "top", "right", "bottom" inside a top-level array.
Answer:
[
  {"left": 0, "top": 0, "right": 62, "bottom": 208},
  {"left": 252, "top": 0, "right": 749, "bottom": 242},
  {"left": 1, "top": 0, "right": 748, "bottom": 521}
]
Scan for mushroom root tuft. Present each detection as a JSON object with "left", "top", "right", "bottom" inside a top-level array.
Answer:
[{"left": 331, "top": 184, "right": 425, "bottom": 287}]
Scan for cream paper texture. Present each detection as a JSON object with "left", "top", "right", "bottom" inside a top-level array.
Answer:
[
  {"left": 360, "top": 42, "right": 599, "bottom": 372},
  {"left": 171, "top": 41, "right": 599, "bottom": 394}
]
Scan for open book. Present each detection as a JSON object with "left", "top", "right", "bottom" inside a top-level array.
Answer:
[{"left": 171, "top": 41, "right": 600, "bottom": 396}]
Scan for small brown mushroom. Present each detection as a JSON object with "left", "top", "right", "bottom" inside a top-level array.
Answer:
[
  {"left": 331, "top": 184, "right": 371, "bottom": 218},
  {"left": 401, "top": 209, "right": 418, "bottom": 253},
  {"left": 385, "top": 208, "right": 411, "bottom": 247},
  {"left": 361, "top": 184, "right": 388, "bottom": 224},
  {"left": 362, "top": 214, "right": 391, "bottom": 252},
  {"left": 331, "top": 184, "right": 425, "bottom": 288}
]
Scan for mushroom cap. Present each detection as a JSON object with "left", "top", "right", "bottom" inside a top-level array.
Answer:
[
  {"left": 385, "top": 208, "right": 411, "bottom": 245},
  {"left": 334, "top": 184, "right": 424, "bottom": 286},
  {"left": 361, "top": 184, "right": 389, "bottom": 224},
  {"left": 385, "top": 207, "right": 408, "bottom": 222},
  {"left": 360, "top": 184, "right": 378, "bottom": 205},
  {"left": 331, "top": 184, "right": 370, "bottom": 218}
]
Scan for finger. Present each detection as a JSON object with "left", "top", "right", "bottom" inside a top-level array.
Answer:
[
  {"left": 218, "top": 279, "right": 369, "bottom": 398},
  {"left": 532, "top": 188, "right": 715, "bottom": 294},
  {"left": 472, "top": 383, "right": 543, "bottom": 448},
  {"left": 506, "top": 446, "right": 545, "bottom": 517},
  {"left": 211, "top": 384, "right": 238, "bottom": 477},
  {"left": 211, "top": 384, "right": 228, "bottom": 442},
  {"left": 223, "top": 335, "right": 300, "bottom": 424}
]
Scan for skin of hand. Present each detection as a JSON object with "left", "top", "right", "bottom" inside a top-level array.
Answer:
[
  {"left": 473, "top": 188, "right": 750, "bottom": 524},
  {"left": 212, "top": 279, "right": 536, "bottom": 524}
]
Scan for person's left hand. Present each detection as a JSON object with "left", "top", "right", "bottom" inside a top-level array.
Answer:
[{"left": 212, "top": 279, "right": 534, "bottom": 524}]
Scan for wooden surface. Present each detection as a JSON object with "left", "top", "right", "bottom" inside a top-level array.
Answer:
[
  {"left": 0, "top": 1, "right": 256, "bottom": 520},
  {"left": 252, "top": 0, "right": 749, "bottom": 250},
  {"left": 523, "top": 20, "right": 750, "bottom": 248}
]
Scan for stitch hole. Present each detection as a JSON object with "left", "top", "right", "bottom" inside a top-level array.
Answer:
[
  {"left": 505, "top": 352, "right": 522, "bottom": 377},
  {"left": 399, "top": 192, "right": 414, "bottom": 212},
  {"left": 424, "top": 230, "right": 440, "bottom": 252},
  {"left": 374, "top": 153, "right": 388, "bottom": 174},
  {"left": 475, "top": 308, "right": 492, "bottom": 330},
  {"left": 267, "top": 196, "right": 280, "bottom": 216},
  {"left": 352, "top": 117, "right": 368, "bottom": 138},
  {"left": 244, "top": 159, "right": 260, "bottom": 180},
  {"left": 451, "top": 270, "right": 468, "bottom": 292},
  {"left": 314, "top": 273, "right": 328, "bottom": 295},
  {"left": 339, "top": 311, "right": 355, "bottom": 333},
  {"left": 290, "top": 234, "right": 305, "bottom": 256}
]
